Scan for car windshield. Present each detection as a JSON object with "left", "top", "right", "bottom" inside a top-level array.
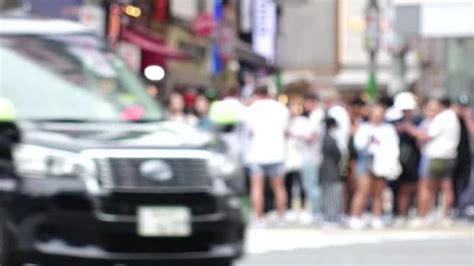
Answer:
[{"left": 0, "top": 34, "right": 163, "bottom": 121}]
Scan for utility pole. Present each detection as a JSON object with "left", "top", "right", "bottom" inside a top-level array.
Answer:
[
  {"left": 365, "top": 0, "right": 380, "bottom": 100},
  {"left": 386, "top": 0, "right": 409, "bottom": 95}
]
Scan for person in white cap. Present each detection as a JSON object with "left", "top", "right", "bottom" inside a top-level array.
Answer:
[{"left": 391, "top": 92, "right": 422, "bottom": 227}]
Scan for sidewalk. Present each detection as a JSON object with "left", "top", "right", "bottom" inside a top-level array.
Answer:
[{"left": 244, "top": 221, "right": 474, "bottom": 255}]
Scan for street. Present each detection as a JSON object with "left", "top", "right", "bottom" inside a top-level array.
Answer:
[{"left": 236, "top": 225, "right": 474, "bottom": 266}]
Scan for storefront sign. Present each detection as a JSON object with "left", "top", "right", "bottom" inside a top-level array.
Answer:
[
  {"left": 252, "top": 0, "right": 276, "bottom": 62},
  {"left": 153, "top": 0, "right": 169, "bottom": 22},
  {"left": 179, "top": 41, "right": 206, "bottom": 61},
  {"left": 193, "top": 12, "right": 216, "bottom": 37},
  {"left": 170, "top": 0, "right": 198, "bottom": 21},
  {"left": 218, "top": 20, "right": 237, "bottom": 62},
  {"left": 240, "top": 0, "right": 252, "bottom": 33}
]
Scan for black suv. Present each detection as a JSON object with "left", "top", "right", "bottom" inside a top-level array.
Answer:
[{"left": 0, "top": 17, "right": 245, "bottom": 266}]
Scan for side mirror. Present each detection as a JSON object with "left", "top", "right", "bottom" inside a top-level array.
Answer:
[{"left": 0, "top": 98, "right": 20, "bottom": 203}]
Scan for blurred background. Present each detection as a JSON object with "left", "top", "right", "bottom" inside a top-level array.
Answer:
[
  {"left": 1, "top": 0, "right": 473, "bottom": 105},
  {"left": 1, "top": 0, "right": 473, "bottom": 265}
]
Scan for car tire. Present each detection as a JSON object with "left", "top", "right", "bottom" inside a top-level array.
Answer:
[{"left": 0, "top": 209, "right": 21, "bottom": 266}]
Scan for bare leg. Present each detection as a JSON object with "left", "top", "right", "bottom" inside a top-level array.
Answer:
[
  {"left": 440, "top": 178, "right": 454, "bottom": 217},
  {"left": 417, "top": 178, "right": 435, "bottom": 218},
  {"left": 344, "top": 162, "right": 357, "bottom": 215},
  {"left": 270, "top": 176, "right": 288, "bottom": 218},
  {"left": 351, "top": 175, "right": 372, "bottom": 216},
  {"left": 251, "top": 175, "right": 265, "bottom": 219},
  {"left": 397, "top": 183, "right": 411, "bottom": 217},
  {"left": 372, "top": 178, "right": 386, "bottom": 216}
]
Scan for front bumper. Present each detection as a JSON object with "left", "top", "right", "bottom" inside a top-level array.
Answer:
[{"left": 7, "top": 178, "right": 245, "bottom": 265}]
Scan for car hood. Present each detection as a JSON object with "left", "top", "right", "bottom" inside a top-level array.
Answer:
[{"left": 18, "top": 120, "right": 217, "bottom": 152}]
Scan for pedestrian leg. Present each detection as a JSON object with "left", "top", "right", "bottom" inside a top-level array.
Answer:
[
  {"left": 372, "top": 177, "right": 386, "bottom": 216},
  {"left": 302, "top": 160, "right": 320, "bottom": 216},
  {"left": 351, "top": 175, "right": 372, "bottom": 216},
  {"left": 251, "top": 174, "right": 265, "bottom": 219},
  {"left": 270, "top": 176, "right": 288, "bottom": 218},
  {"left": 417, "top": 178, "right": 435, "bottom": 218},
  {"left": 285, "top": 172, "right": 295, "bottom": 209},
  {"left": 397, "top": 182, "right": 411, "bottom": 217},
  {"left": 440, "top": 177, "right": 454, "bottom": 217}
]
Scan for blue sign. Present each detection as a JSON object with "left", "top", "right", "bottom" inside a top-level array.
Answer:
[{"left": 211, "top": 0, "right": 224, "bottom": 74}]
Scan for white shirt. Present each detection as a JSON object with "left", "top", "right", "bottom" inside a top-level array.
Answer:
[
  {"left": 354, "top": 122, "right": 401, "bottom": 178},
  {"left": 354, "top": 122, "right": 399, "bottom": 155},
  {"left": 245, "top": 99, "right": 289, "bottom": 164},
  {"left": 426, "top": 109, "right": 460, "bottom": 159},
  {"left": 305, "top": 108, "right": 324, "bottom": 164},
  {"left": 285, "top": 116, "right": 312, "bottom": 170},
  {"left": 327, "top": 105, "right": 351, "bottom": 155}
]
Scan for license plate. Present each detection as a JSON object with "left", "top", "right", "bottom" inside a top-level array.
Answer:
[{"left": 137, "top": 206, "right": 191, "bottom": 237}]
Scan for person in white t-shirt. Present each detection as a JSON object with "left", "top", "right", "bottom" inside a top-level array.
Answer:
[
  {"left": 301, "top": 93, "right": 324, "bottom": 223},
  {"left": 349, "top": 102, "right": 400, "bottom": 230},
  {"left": 285, "top": 101, "right": 311, "bottom": 216},
  {"left": 244, "top": 86, "right": 289, "bottom": 223},
  {"left": 324, "top": 90, "right": 351, "bottom": 156},
  {"left": 408, "top": 97, "right": 461, "bottom": 227}
]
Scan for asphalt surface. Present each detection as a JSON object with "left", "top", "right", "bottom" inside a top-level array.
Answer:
[{"left": 236, "top": 226, "right": 474, "bottom": 266}]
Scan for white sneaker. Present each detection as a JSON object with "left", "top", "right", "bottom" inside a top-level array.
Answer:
[
  {"left": 438, "top": 217, "right": 454, "bottom": 228},
  {"left": 392, "top": 216, "right": 407, "bottom": 228},
  {"left": 408, "top": 217, "right": 431, "bottom": 229},
  {"left": 321, "top": 221, "right": 342, "bottom": 230},
  {"left": 274, "top": 216, "right": 289, "bottom": 227},
  {"left": 298, "top": 211, "right": 314, "bottom": 226},
  {"left": 251, "top": 218, "right": 267, "bottom": 229},
  {"left": 285, "top": 210, "right": 299, "bottom": 224},
  {"left": 370, "top": 217, "right": 385, "bottom": 230},
  {"left": 348, "top": 216, "right": 367, "bottom": 230}
]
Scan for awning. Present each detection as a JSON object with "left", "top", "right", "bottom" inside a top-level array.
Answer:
[
  {"left": 236, "top": 40, "right": 267, "bottom": 67},
  {"left": 121, "top": 28, "right": 188, "bottom": 60},
  {"left": 335, "top": 69, "right": 391, "bottom": 89},
  {"left": 335, "top": 67, "right": 420, "bottom": 90}
]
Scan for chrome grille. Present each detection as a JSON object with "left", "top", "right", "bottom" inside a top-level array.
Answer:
[{"left": 95, "top": 157, "right": 212, "bottom": 189}]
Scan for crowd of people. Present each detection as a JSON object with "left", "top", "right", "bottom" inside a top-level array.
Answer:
[{"left": 165, "top": 86, "right": 474, "bottom": 230}]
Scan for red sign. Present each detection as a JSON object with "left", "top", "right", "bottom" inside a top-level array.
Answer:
[
  {"left": 192, "top": 12, "right": 215, "bottom": 37},
  {"left": 153, "top": 0, "right": 168, "bottom": 22}
]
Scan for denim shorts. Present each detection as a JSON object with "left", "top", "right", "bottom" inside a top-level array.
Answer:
[
  {"left": 419, "top": 155, "right": 429, "bottom": 178},
  {"left": 249, "top": 163, "right": 285, "bottom": 178},
  {"left": 356, "top": 153, "right": 374, "bottom": 178}
]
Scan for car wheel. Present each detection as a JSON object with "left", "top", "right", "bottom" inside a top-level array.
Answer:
[{"left": 0, "top": 209, "right": 21, "bottom": 266}]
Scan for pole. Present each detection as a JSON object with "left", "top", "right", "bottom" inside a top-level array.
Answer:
[{"left": 365, "top": 0, "right": 380, "bottom": 100}]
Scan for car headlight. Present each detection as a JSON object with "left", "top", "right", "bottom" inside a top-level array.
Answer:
[
  {"left": 13, "top": 144, "right": 96, "bottom": 178},
  {"left": 208, "top": 153, "right": 242, "bottom": 179}
]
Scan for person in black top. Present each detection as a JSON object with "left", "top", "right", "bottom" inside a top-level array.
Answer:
[
  {"left": 453, "top": 96, "right": 472, "bottom": 213},
  {"left": 320, "top": 117, "right": 344, "bottom": 224}
]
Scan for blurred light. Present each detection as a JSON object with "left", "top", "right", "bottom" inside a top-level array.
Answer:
[
  {"left": 279, "top": 94, "right": 288, "bottom": 105},
  {"left": 125, "top": 5, "right": 141, "bottom": 18},
  {"left": 349, "top": 16, "right": 365, "bottom": 33},
  {"left": 144, "top": 65, "right": 165, "bottom": 81},
  {"left": 147, "top": 85, "right": 159, "bottom": 97},
  {"left": 228, "top": 60, "right": 240, "bottom": 72}
]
